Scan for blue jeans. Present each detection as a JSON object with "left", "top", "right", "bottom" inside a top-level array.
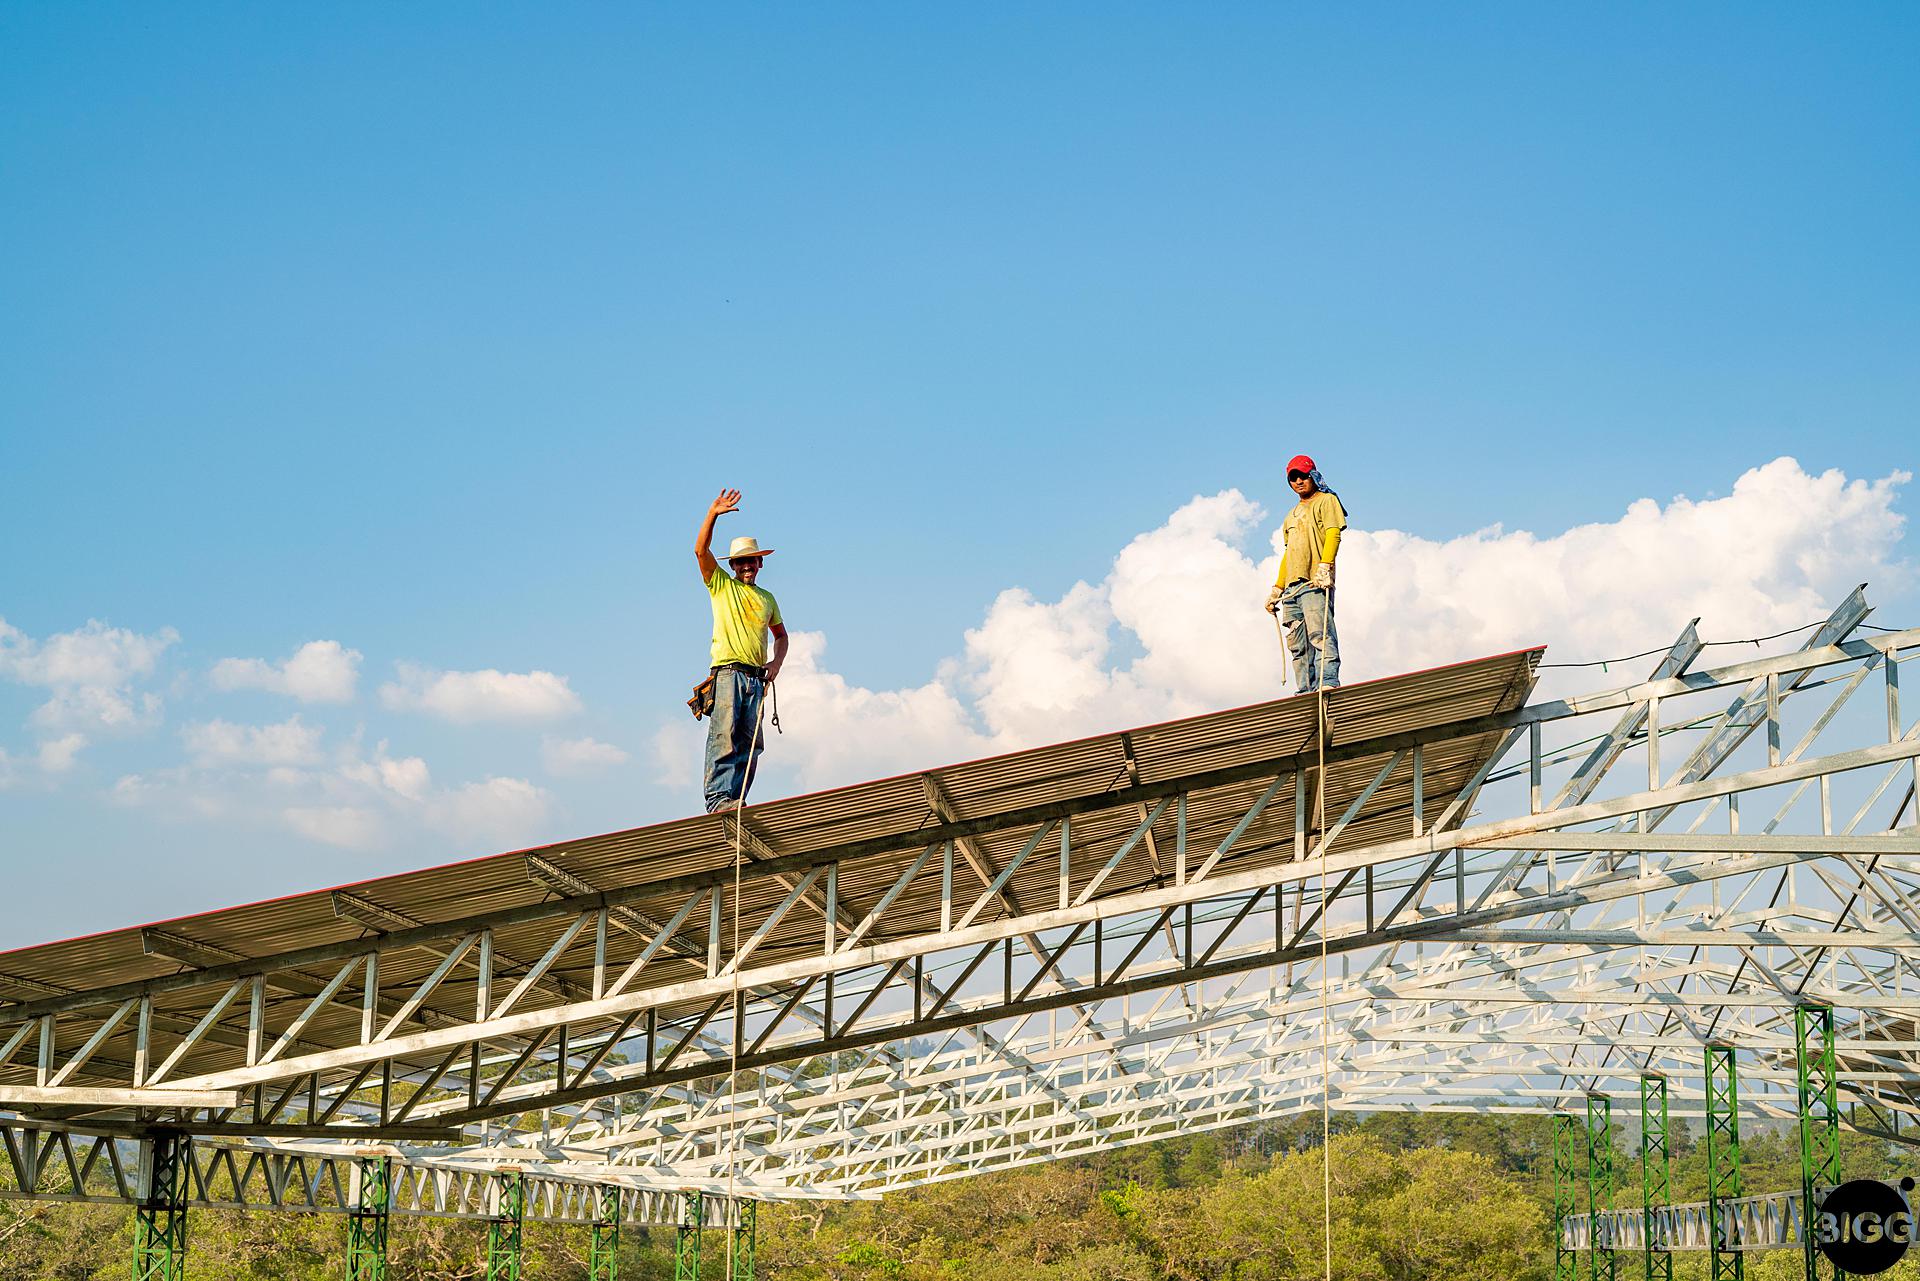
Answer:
[
  {"left": 703, "top": 669, "right": 767, "bottom": 812},
  {"left": 1280, "top": 583, "right": 1340, "bottom": 692}
]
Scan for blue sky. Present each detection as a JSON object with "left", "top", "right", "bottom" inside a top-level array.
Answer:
[{"left": 2, "top": 4, "right": 1916, "bottom": 946}]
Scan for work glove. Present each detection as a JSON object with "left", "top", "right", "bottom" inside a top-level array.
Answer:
[
  {"left": 1310, "top": 562, "right": 1335, "bottom": 591},
  {"left": 1264, "top": 584, "right": 1285, "bottom": 613}
]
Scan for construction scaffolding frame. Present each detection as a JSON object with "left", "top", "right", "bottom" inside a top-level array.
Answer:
[{"left": 1, "top": 587, "right": 1915, "bottom": 1279}]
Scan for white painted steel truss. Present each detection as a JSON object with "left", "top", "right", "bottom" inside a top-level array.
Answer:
[{"left": 4, "top": 587, "right": 1918, "bottom": 1223}]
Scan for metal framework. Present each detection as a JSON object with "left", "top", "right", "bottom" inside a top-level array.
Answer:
[
  {"left": 1641, "top": 1074, "right": 1672, "bottom": 1281},
  {"left": 1556, "top": 1113, "right": 1581, "bottom": 1281},
  {"left": 674, "top": 1188, "right": 703, "bottom": 1281},
  {"left": 485, "top": 1169, "right": 525, "bottom": 1281},
  {"left": 1797, "top": 1004, "right": 1842, "bottom": 1281},
  {"left": 132, "top": 1129, "right": 189, "bottom": 1281},
  {"left": 591, "top": 1181, "right": 621, "bottom": 1280},
  {"left": 1587, "top": 1093, "right": 1617, "bottom": 1281},
  {"left": 1707, "top": 1045, "right": 1744, "bottom": 1281},
  {"left": 1, "top": 589, "right": 1916, "bottom": 1279},
  {"left": 347, "top": 1153, "right": 391, "bottom": 1281}
]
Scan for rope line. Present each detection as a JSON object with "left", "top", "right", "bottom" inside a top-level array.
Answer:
[
  {"left": 723, "top": 679, "right": 767, "bottom": 1280},
  {"left": 1537, "top": 616, "right": 1847, "bottom": 670},
  {"left": 1315, "top": 589, "right": 1333, "bottom": 1281}
]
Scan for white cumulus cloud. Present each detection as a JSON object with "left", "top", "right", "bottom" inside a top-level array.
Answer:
[
  {"left": 426, "top": 777, "right": 554, "bottom": 846},
  {"left": 181, "top": 716, "right": 326, "bottom": 767},
  {"left": 283, "top": 805, "right": 384, "bottom": 850},
  {"left": 685, "top": 458, "right": 1907, "bottom": 799},
  {"left": 1338, "top": 457, "right": 1910, "bottom": 684},
  {"left": 379, "top": 663, "right": 583, "bottom": 723},
  {"left": 37, "top": 733, "right": 87, "bottom": 774},
  {"left": 0, "top": 617, "right": 177, "bottom": 739},
  {"left": 542, "top": 735, "right": 631, "bottom": 776},
  {"left": 212, "top": 640, "right": 361, "bottom": 703}
]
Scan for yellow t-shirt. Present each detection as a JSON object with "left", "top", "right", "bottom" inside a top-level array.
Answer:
[
  {"left": 1280, "top": 491, "right": 1348, "bottom": 586},
  {"left": 707, "top": 566, "right": 784, "bottom": 667}
]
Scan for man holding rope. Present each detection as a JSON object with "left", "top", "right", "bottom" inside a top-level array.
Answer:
[
  {"left": 695, "top": 487, "right": 788, "bottom": 812},
  {"left": 1264, "top": 455, "right": 1347, "bottom": 692}
]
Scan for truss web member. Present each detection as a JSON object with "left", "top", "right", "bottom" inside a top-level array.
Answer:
[
  {"left": 694, "top": 487, "right": 788, "bottom": 812},
  {"left": 1264, "top": 454, "right": 1347, "bottom": 692}
]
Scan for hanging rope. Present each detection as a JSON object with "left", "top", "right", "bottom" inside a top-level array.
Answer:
[
  {"left": 1314, "top": 588, "right": 1333, "bottom": 1281},
  {"left": 1270, "top": 582, "right": 1335, "bottom": 1278},
  {"left": 723, "top": 679, "right": 768, "bottom": 1280}
]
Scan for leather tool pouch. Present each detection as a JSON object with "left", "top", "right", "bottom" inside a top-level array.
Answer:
[{"left": 687, "top": 674, "right": 717, "bottom": 721}]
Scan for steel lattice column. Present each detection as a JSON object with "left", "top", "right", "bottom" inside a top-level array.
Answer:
[
  {"left": 1797, "top": 1005, "right": 1842, "bottom": 1281},
  {"left": 1555, "top": 1114, "right": 1581, "bottom": 1281},
  {"left": 347, "top": 1154, "right": 392, "bottom": 1281},
  {"left": 486, "top": 1170, "right": 526, "bottom": 1281},
  {"left": 730, "top": 1200, "right": 757, "bottom": 1281},
  {"left": 1641, "top": 1075, "right": 1672, "bottom": 1281},
  {"left": 133, "top": 1130, "right": 190, "bottom": 1281},
  {"left": 1587, "top": 1093, "right": 1617, "bottom": 1281},
  {"left": 591, "top": 1184, "right": 621, "bottom": 1281},
  {"left": 1706, "top": 1045, "right": 1744, "bottom": 1281},
  {"left": 674, "top": 1189, "right": 704, "bottom": 1281}
]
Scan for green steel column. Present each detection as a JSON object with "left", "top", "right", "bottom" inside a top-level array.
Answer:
[
  {"left": 133, "top": 1129, "right": 190, "bottom": 1281},
  {"left": 1706, "top": 1044, "right": 1745, "bottom": 1281},
  {"left": 590, "top": 1185, "right": 621, "bottom": 1281},
  {"left": 674, "top": 1190, "right": 705, "bottom": 1281},
  {"left": 1797, "top": 1005, "right": 1843, "bottom": 1281},
  {"left": 1641, "top": 1075, "right": 1672, "bottom": 1281},
  {"left": 485, "top": 1170, "right": 526, "bottom": 1281},
  {"left": 347, "top": 1154, "right": 392, "bottom": 1281},
  {"left": 1587, "top": 1093, "right": 1618, "bottom": 1281},
  {"left": 730, "top": 1201, "right": 758, "bottom": 1281},
  {"left": 1554, "top": 1113, "right": 1581, "bottom": 1281}
]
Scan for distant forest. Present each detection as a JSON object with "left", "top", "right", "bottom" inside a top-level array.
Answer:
[{"left": 5, "top": 1113, "right": 1920, "bottom": 1279}]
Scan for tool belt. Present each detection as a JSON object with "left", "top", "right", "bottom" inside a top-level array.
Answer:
[{"left": 688, "top": 663, "right": 768, "bottom": 721}]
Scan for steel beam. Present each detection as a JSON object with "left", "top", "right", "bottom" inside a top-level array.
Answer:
[
  {"left": 133, "top": 1129, "right": 189, "bottom": 1281},
  {"left": 731, "top": 1199, "right": 758, "bottom": 1281},
  {"left": 1706, "top": 1046, "right": 1744, "bottom": 1281},
  {"left": 591, "top": 1183, "right": 621, "bottom": 1280},
  {"left": 1556, "top": 1113, "right": 1581, "bottom": 1281},
  {"left": 485, "top": 1170, "right": 525, "bottom": 1281},
  {"left": 674, "top": 1188, "right": 704, "bottom": 1281},
  {"left": 1796, "top": 1005, "right": 1841, "bottom": 1281},
  {"left": 347, "top": 1154, "right": 392, "bottom": 1281},
  {"left": 1641, "top": 1075, "right": 1672, "bottom": 1281}
]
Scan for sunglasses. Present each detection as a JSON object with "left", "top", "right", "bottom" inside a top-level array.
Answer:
[
  {"left": 1287, "top": 471, "right": 1311, "bottom": 482},
  {"left": 731, "top": 557, "right": 764, "bottom": 569}
]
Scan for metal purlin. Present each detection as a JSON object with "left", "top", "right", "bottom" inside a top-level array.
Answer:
[
  {"left": 1640, "top": 1075, "right": 1672, "bottom": 1281},
  {"left": 1706, "top": 1045, "right": 1744, "bottom": 1281},
  {"left": 133, "top": 1129, "right": 190, "bottom": 1281},
  {"left": 1796, "top": 1005, "right": 1842, "bottom": 1281},
  {"left": 590, "top": 1183, "right": 621, "bottom": 1281},
  {"left": 1554, "top": 1114, "right": 1581, "bottom": 1281},
  {"left": 1586, "top": 1093, "right": 1617, "bottom": 1281},
  {"left": 485, "top": 1170, "right": 525, "bottom": 1281},
  {"left": 674, "top": 1188, "right": 704, "bottom": 1281},
  {"left": 347, "top": 1154, "right": 392, "bottom": 1281}
]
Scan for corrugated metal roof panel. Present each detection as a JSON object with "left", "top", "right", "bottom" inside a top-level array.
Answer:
[{"left": 0, "top": 648, "right": 1540, "bottom": 1090}]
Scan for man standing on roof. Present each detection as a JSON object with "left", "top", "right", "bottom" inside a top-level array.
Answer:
[
  {"left": 1265, "top": 455, "right": 1347, "bottom": 692},
  {"left": 696, "top": 488, "right": 788, "bottom": 812}
]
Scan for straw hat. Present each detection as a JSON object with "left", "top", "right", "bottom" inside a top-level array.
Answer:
[{"left": 727, "top": 536, "right": 775, "bottom": 561}]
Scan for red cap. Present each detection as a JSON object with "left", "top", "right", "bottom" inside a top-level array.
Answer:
[{"left": 1287, "top": 454, "right": 1316, "bottom": 476}]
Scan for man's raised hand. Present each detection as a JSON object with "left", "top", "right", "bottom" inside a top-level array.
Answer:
[{"left": 710, "top": 488, "right": 742, "bottom": 517}]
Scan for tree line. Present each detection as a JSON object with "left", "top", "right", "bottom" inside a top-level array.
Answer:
[{"left": 6, "top": 1113, "right": 1920, "bottom": 1279}]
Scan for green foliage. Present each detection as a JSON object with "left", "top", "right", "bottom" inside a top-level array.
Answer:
[{"left": 7, "top": 1116, "right": 1920, "bottom": 1279}]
